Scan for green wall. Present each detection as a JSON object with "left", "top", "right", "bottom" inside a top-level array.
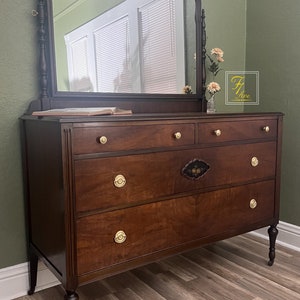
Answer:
[
  {"left": 1, "top": 0, "right": 300, "bottom": 270},
  {"left": 204, "top": 0, "right": 300, "bottom": 225},
  {"left": 245, "top": 0, "right": 300, "bottom": 225},
  {"left": 0, "top": 0, "right": 38, "bottom": 268},
  {"left": 203, "top": 0, "right": 247, "bottom": 113}
]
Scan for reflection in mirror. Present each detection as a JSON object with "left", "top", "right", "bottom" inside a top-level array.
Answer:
[
  {"left": 52, "top": 0, "right": 196, "bottom": 94},
  {"left": 202, "top": 0, "right": 248, "bottom": 113}
]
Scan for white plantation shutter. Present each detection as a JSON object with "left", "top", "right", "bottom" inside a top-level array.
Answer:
[
  {"left": 64, "top": 0, "right": 184, "bottom": 93},
  {"left": 139, "top": 0, "right": 177, "bottom": 93},
  {"left": 65, "top": 36, "right": 94, "bottom": 91},
  {"left": 70, "top": 37, "right": 88, "bottom": 79},
  {"left": 94, "top": 16, "right": 132, "bottom": 93}
]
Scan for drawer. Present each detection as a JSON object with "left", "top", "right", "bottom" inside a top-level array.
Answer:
[
  {"left": 198, "top": 119, "right": 277, "bottom": 143},
  {"left": 76, "top": 180, "right": 275, "bottom": 275},
  {"left": 72, "top": 123, "right": 195, "bottom": 154},
  {"left": 74, "top": 141, "right": 276, "bottom": 212}
]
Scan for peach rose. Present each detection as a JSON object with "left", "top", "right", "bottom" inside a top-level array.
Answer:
[
  {"left": 207, "top": 82, "right": 221, "bottom": 94},
  {"left": 183, "top": 85, "right": 193, "bottom": 94},
  {"left": 211, "top": 48, "right": 224, "bottom": 58}
]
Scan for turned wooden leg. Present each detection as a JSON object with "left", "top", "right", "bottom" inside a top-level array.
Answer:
[
  {"left": 268, "top": 225, "right": 278, "bottom": 266},
  {"left": 27, "top": 251, "right": 38, "bottom": 295},
  {"left": 64, "top": 291, "right": 79, "bottom": 300}
]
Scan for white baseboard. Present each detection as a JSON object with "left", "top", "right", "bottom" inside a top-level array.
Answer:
[
  {"left": 251, "top": 221, "right": 300, "bottom": 252},
  {"left": 0, "top": 261, "right": 60, "bottom": 300},
  {"left": 1, "top": 221, "right": 299, "bottom": 300}
]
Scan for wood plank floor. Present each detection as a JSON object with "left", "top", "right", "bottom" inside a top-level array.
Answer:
[{"left": 15, "top": 234, "right": 300, "bottom": 300}]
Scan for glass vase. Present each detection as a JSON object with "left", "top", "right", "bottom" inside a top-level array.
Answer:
[{"left": 207, "top": 94, "right": 216, "bottom": 113}]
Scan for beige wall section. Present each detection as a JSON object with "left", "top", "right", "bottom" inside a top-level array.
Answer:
[{"left": 0, "top": 0, "right": 39, "bottom": 268}]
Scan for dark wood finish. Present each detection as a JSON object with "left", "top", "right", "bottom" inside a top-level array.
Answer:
[
  {"left": 27, "top": 252, "right": 38, "bottom": 295},
  {"left": 76, "top": 181, "right": 275, "bottom": 275},
  {"left": 200, "top": 8, "right": 207, "bottom": 111},
  {"left": 21, "top": 112, "right": 283, "bottom": 299},
  {"left": 268, "top": 224, "right": 279, "bottom": 266},
  {"left": 197, "top": 119, "right": 278, "bottom": 143},
  {"left": 37, "top": 0, "right": 49, "bottom": 110},
  {"left": 72, "top": 122, "right": 196, "bottom": 154},
  {"left": 23, "top": 2, "right": 284, "bottom": 299},
  {"left": 74, "top": 142, "right": 276, "bottom": 213}
]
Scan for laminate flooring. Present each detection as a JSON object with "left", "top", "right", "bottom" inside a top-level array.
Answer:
[{"left": 15, "top": 234, "right": 300, "bottom": 300}]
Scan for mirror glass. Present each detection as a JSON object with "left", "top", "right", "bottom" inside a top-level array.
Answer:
[
  {"left": 202, "top": 0, "right": 250, "bottom": 112},
  {"left": 52, "top": 0, "right": 196, "bottom": 94}
]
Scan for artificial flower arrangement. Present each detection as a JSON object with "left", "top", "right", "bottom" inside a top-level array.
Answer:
[
  {"left": 182, "top": 48, "right": 224, "bottom": 98},
  {"left": 206, "top": 48, "right": 224, "bottom": 112},
  {"left": 206, "top": 47, "right": 224, "bottom": 97}
]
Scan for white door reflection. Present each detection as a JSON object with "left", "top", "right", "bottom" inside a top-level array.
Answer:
[{"left": 64, "top": 0, "right": 185, "bottom": 93}]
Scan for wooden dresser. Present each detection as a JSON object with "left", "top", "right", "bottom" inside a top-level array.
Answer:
[{"left": 21, "top": 112, "right": 283, "bottom": 299}]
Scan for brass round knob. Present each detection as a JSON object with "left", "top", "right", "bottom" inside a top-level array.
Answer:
[
  {"left": 114, "top": 230, "right": 127, "bottom": 244},
  {"left": 250, "top": 199, "right": 257, "bottom": 209},
  {"left": 99, "top": 136, "right": 108, "bottom": 144},
  {"left": 174, "top": 132, "right": 182, "bottom": 140},
  {"left": 251, "top": 157, "right": 259, "bottom": 167},
  {"left": 263, "top": 126, "right": 270, "bottom": 133},
  {"left": 114, "top": 174, "right": 126, "bottom": 188},
  {"left": 214, "top": 129, "right": 222, "bottom": 136}
]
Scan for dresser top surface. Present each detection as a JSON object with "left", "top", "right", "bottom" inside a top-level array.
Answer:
[{"left": 21, "top": 111, "right": 283, "bottom": 124}]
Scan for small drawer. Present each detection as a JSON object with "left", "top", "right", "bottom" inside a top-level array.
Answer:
[
  {"left": 76, "top": 180, "right": 275, "bottom": 275},
  {"left": 72, "top": 123, "right": 195, "bottom": 154},
  {"left": 74, "top": 141, "right": 276, "bottom": 213},
  {"left": 198, "top": 119, "right": 277, "bottom": 143}
]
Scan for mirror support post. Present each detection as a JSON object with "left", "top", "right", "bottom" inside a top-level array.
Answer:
[
  {"left": 195, "top": 0, "right": 206, "bottom": 111},
  {"left": 201, "top": 9, "right": 207, "bottom": 111},
  {"left": 38, "top": 0, "right": 50, "bottom": 110}
]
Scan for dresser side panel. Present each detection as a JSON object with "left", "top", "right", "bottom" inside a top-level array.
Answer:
[{"left": 24, "top": 120, "right": 66, "bottom": 277}]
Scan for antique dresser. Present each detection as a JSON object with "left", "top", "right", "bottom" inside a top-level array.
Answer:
[
  {"left": 21, "top": 112, "right": 282, "bottom": 299},
  {"left": 23, "top": 1, "right": 283, "bottom": 298}
]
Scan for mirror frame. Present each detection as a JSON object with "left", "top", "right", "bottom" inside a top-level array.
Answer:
[{"left": 28, "top": 0, "right": 206, "bottom": 113}]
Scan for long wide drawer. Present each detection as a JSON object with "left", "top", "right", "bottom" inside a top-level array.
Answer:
[
  {"left": 74, "top": 141, "right": 277, "bottom": 212},
  {"left": 76, "top": 180, "right": 275, "bottom": 275}
]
